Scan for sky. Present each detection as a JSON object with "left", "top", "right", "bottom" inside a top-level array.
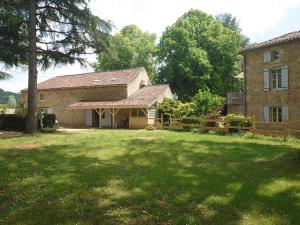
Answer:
[{"left": 1, "top": 0, "right": 300, "bottom": 93}]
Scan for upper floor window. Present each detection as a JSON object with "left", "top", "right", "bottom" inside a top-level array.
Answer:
[
  {"left": 271, "top": 50, "right": 280, "bottom": 61},
  {"left": 264, "top": 50, "right": 280, "bottom": 63},
  {"left": 272, "top": 69, "right": 282, "bottom": 89},
  {"left": 39, "top": 92, "right": 45, "bottom": 101}
]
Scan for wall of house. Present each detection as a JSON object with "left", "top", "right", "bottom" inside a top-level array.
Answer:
[
  {"left": 127, "top": 69, "right": 152, "bottom": 96},
  {"left": 244, "top": 40, "right": 300, "bottom": 121},
  {"left": 21, "top": 86, "right": 127, "bottom": 127}
]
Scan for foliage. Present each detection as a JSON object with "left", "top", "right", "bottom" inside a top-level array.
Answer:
[
  {"left": 93, "top": 25, "right": 158, "bottom": 82},
  {"left": 215, "top": 13, "right": 250, "bottom": 47},
  {"left": 0, "top": 88, "right": 20, "bottom": 104},
  {"left": 159, "top": 90, "right": 223, "bottom": 117},
  {"left": 0, "top": 0, "right": 112, "bottom": 133},
  {"left": 158, "top": 98, "right": 194, "bottom": 117},
  {"left": 42, "top": 114, "right": 56, "bottom": 128},
  {"left": 6, "top": 95, "right": 17, "bottom": 108},
  {"left": 157, "top": 9, "right": 244, "bottom": 100},
  {"left": 225, "top": 113, "right": 253, "bottom": 133},
  {"left": 0, "top": 130, "right": 300, "bottom": 224},
  {"left": 0, "top": 114, "right": 26, "bottom": 131},
  {"left": 192, "top": 90, "right": 224, "bottom": 116},
  {"left": 0, "top": 71, "right": 12, "bottom": 80}
]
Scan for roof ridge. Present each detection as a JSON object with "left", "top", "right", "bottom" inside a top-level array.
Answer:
[
  {"left": 48, "top": 67, "right": 145, "bottom": 79},
  {"left": 243, "top": 31, "right": 300, "bottom": 52}
]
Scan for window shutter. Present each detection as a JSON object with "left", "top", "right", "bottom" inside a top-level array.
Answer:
[
  {"left": 281, "top": 66, "right": 288, "bottom": 89},
  {"left": 263, "top": 106, "right": 269, "bottom": 122},
  {"left": 263, "top": 69, "right": 270, "bottom": 91},
  {"left": 264, "top": 51, "right": 271, "bottom": 63},
  {"left": 86, "top": 109, "right": 93, "bottom": 127},
  {"left": 282, "top": 106, "right": 289, "bottom": 121}
]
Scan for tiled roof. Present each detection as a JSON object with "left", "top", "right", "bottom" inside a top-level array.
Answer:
[
  {"left": 22, "top": 67, "right": 145, "bottom": 91},
  {"left": 242, "top": 31, "right": 300, "bottom": 52},
  {"left": 69, "top": 85, "right": 170, "bottom": 108}
]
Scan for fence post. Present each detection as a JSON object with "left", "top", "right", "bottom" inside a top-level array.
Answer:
[
  {"left": 252, "top": 115, "right": 256, "bottom": 137},
  {"left": 161, "top": 114, "right": 164, "bottom": 130}
]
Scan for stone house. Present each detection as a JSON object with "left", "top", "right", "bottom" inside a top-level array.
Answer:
[
  {"left": 230, "top": 31, "right": 300, "bottom": 122},
  {"left": 21, "top": 67, "right": 173, "bottom": 129}
]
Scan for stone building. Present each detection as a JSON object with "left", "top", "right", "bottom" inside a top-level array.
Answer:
[
  {"left": 21, "top": 67, "right": 173, "bottom": 129},
  {"left": 240, "top": 31, "right": 300, "bottom": 122}
]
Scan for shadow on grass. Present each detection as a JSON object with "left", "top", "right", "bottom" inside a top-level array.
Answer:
[{"left": 0, "top": 138, "right": 299, "bottom": 225}]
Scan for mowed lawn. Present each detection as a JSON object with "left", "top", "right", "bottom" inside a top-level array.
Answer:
[{"left": 0, "top": 130, "right": 300, "bottom": 225}]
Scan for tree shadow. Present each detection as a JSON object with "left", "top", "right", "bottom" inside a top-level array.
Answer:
[{"left": 0, "top": 137, "right": 299, "bottom": 225}]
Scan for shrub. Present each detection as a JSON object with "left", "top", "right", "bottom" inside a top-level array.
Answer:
[
  {"left": 192, "top": 89, "right": 224, "bottom": 116},
  {"left": 145, "top": 125, "right": 156, "bottom": 130},
  {"left": 43, "top": 114, "right": 56, "bottom": 128},
  {"left": 225, "top": 114, "right": 252, "bottom": 133},
  {"left": 41, "top": 127, "right": 57, "bottom": 133},
  {"left": 0, "top": 114, "right": 26, "bottom": 131}
]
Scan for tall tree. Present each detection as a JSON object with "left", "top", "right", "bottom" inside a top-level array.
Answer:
[
  {"left": 93, "top": 25, "right": 157, "bottom": 82},
  {"left": 0, "top": 71, "right": 11, "bottom": 80},
  {"left": 0, "top": 0, "right": 112, "bottom": 133},
  {"left": 158, "top": 9, "right": 243, "bottom": 100},
  {"left": 216, "top": 13, "right": 250, "bottom": 47}
]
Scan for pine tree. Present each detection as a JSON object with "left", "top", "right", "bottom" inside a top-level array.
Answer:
[{"left": 0, "top": 0, "right": 112, "bottom": 133}]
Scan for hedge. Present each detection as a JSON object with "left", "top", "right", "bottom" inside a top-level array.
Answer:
[
  {"left": 0, "top": 114, "right": 26, "bottom": 131},
  {"left": 0, "top": 113, "right": 56, "bottom": 131}
]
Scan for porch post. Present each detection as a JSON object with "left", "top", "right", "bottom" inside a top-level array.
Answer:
[
  {"left": 112, "top": 108, "right": 115, "bottom": 128},
  {"left": 99, "top": 109, "right": 102, "bottom": 128}
]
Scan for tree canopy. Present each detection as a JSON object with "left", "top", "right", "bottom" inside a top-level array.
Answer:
[
  {"left": 0, "top": 0, "right": 112, "bottom": 132},
  {"left": 157, "top": 9, "right": 244, "bottom": 100},
  {"left": 93, "top": 25, "right": 157, "bottom": 82}
]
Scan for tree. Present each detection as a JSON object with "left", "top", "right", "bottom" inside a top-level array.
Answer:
[
  {"left": 93, "top": 25, "right": 158, "bottom": 82},
  {"left": 216, "top": 13, "right": 250, "bottom": 47},
  {"left": 6, "top": 95, "right": 17, "bottom": 108},
  {"left": 157, "top": 9, "right": 243, "bottom": 100},
  {"left": 0, "top": 71, "right": 11, "bottom": 80},
  {"left": 0, "top": 0, "right": 112, "bottom": 133}
]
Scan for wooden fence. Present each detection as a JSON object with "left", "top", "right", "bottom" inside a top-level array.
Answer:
[{"left": 154, "top": 116, "right": 300, "bottom": 139}]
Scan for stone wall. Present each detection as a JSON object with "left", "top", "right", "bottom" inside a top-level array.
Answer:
[{"left": 244, "top": 39, "right": 300, "bottom": 121}]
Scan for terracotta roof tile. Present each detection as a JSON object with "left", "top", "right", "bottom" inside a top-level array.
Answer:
[
  {"left": 242, "top": 31, "right": 300, "bottom": 52},
  {"left": 69, "top": 85, "right": 170, "bottom": 108},
  {"left": 22, "top": 67, "right": 145, "bottom": 91}
]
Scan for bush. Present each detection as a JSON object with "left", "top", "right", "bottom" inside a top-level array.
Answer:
[
  {"left": 0, "top": 114, "right": 26, "bottom": 131},
  {"left": 41, "top": 127, "right": 57, "bottom": 133},
  {"left": 225, "top": 114, "right": 252, "bottom": 133},
  {"left": 145, "top": 125, "right": 156, "bottom": 130},
  {"left": 42, "top": 114, "right": 56, "bottom": 128}
]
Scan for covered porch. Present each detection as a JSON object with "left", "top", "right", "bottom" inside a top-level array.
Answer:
[{"left": 68, "top": 102, "right": 157, "bottom": 129}]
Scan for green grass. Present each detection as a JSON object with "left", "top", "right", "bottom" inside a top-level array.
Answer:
[{"left": 0, "top": 130, "right": 300, "bottom": 225}]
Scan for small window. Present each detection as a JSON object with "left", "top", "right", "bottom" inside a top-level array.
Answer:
[
  {"left": 39, "top": 92, "right": 45, "bottom": 101},
  {"left": 272, "top": 69, "right": 282, "bottom": 89},
  {"left": 270, "top": 107, "right": 282, "bottom": 122},
  {"left": 271, "top": 50, "right": 280, "bottom": 61}
]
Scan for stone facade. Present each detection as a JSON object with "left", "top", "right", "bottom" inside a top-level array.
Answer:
[
  {"left": 21, "top": 69, "right": 173, "bottom": 128},
  {"left": 243, "top": 39, "right": 300, "bottom": 122}
]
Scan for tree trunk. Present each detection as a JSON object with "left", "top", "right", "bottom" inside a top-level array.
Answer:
[{"left": 26, "top": 0, "right": 38, "bottom": 133}]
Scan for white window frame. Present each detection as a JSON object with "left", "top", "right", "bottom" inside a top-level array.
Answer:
[
  {"left": 270, "top": 107, "right": 282, "bottom": 122},
  {"left": 271, "top": 69, "right": 284, "bottom": 90}
]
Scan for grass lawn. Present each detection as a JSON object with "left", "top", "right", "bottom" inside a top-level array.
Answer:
[{"left": 0, "top": 130, "right": 300, "bottom": 225}]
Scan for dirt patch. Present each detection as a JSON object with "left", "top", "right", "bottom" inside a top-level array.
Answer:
[
  {"left": 0, "top": 131, "right": 27, "bottom": 138},
  {"left": 13, "top": 144, "right": 41, "bottom": 150},
  {"left": 135, "top": 137, "right": 160, "bottom": 141}
]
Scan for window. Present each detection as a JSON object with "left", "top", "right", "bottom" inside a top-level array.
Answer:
[
  {"left": 130, "top": 109, "right": 146, "bottom": 117},
  {"left": 270, "top": 107, "right": 282, "bottom": 122},
  {"left": 39, "top": 92, "right": 45, "bottom": 101},
  {"left": 272, "top": 69, "right": 282, "bottom": 89},
  {"left": 271, "top": 50, "right": 280, "bottom": 61}
]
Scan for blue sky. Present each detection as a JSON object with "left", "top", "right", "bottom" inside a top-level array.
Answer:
[{"left": 1, "top": 0, "right": 300, "bottom": 93}]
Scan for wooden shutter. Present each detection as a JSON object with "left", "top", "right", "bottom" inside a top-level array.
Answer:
[
  {"left": 86, "top": 109, "right": 93, "bottom": 127},
  {"left": 264, "top": 51, "right": 271, "bottom": 63},
  {"left": 263, "top": 106, "right": 269, "bottom": 122},
  {"left": 281, "top": 66, "right": 288, "bottom": 89},
  {"left": 263, "top": 69, "right": 270, "bottom": 91},
  {"left": 282, "top": 106, "right": 289, "bottom": 121}
]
